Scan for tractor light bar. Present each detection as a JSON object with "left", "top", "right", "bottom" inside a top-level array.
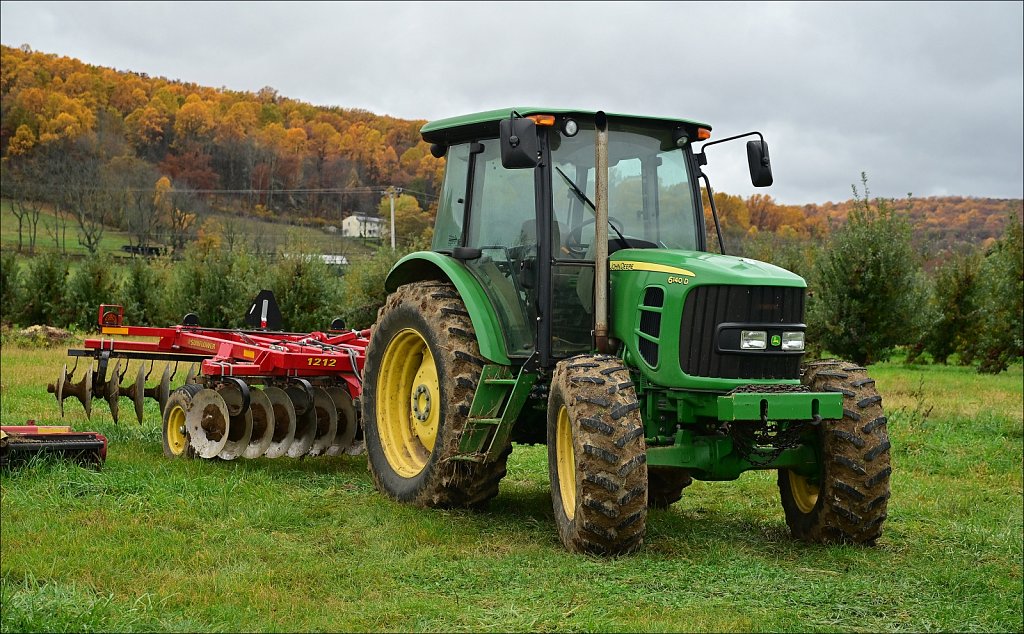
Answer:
[
  {"left": 781, "top": 331, "right": 805, "bottom": 351},
  {"left": 528, "top": 114, "right": 556, "bottom": 126},
  {"left": 740, "top": 330, "right": 767, "bottom": 350}
]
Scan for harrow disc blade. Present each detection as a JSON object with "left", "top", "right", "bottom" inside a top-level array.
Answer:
[
  {"left": 185, "top": 388, "right": 230, "bottom": 459},
  {"left": 105, "top": 360, "right": 121, "bottom": 424},
  {"left": 324, "top": 386, "right": 358, "bottom": 456},
  {"left": 263, "top": 386, "right": 296, "bottom": 459},
  {"left": 218, "top": 409, "right": 253, "bottom": 461},
  {"left": 286, "top": 402, "right": 318, "bottom": 458},
  {"left": 158, "top": 365, "right": 171, "bottom": 412},
  {"left": 51, "top": 364, "right": 70, "bottom": 418},
  {"left": 284, "top": 383, "right": 313, "bottom": 416},
  {"left": 127, "top": 363, "right": 146, "bottom": 425},
  {"left": 216, "top": 382, "right": 252, "bottom": 460},
  {"left": 306, "top": 387, "right": 339, "bottom": 457},
  {"left": 185, "top": 363, "right": 199, "bottom": 386},
  {"left": 61, "top": 370, "right": 93, "bottom": 419},
  {"left": 242, "top": 388, "right": 275, "bottom": 459}
]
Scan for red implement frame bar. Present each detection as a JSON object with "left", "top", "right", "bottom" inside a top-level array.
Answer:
[{"left": 85, "top": 324, "right": 370, "bottom": 396}]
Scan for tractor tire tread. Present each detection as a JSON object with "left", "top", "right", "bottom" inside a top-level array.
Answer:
[
  {"left": 364, "top": 282, "right": 511, "bottom": 509},
  {"left": 779, "top": 359, "right": 891, "bottom": 545},
  {"left": 549, "top": 355, "right": 647, "bottom": 555}
]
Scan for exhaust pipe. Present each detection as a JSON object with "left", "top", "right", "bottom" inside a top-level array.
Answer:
[{"left": 594, "top": 111, "right": 610, "bottom": 354}]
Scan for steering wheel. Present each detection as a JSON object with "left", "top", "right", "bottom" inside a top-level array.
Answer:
[{"left": 565, "top": 216, "right": 625, "bottom": 256}]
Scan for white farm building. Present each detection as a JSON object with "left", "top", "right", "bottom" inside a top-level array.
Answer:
[{"left": 341, "top": 214, "right": 386, "bottom": 238}]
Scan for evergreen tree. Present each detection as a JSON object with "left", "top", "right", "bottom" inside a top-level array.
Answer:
[
  {"left": 809, "top": 174, "right": 927, "bottom": 364},
  {"left": 960, "top": 215, "right": 1024, "bottom": 373}
]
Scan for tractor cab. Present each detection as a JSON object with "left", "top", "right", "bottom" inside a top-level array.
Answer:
[{"left": 413, "top": 109, "right": 714, "bottom": 367}]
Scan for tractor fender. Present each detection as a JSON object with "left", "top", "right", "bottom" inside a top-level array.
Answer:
[{"left": 385, "top": 252, "right": 512, "bottom": 365}]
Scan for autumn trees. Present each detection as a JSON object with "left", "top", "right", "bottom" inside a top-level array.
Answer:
[{"left": 1, "top": 44, "right": 443, "bottom": 241}]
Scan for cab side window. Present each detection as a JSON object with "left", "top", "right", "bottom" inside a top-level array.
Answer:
[
  {"left": 467, "top": 141, "right": 536, "bottom": 248},
  {"left": 431, "top": 143, "right": 471, "bottom": 251}
]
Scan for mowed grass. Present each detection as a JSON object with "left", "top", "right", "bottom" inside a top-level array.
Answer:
[{"left": 1, "top": 342, "right": 1021, "bottom": 632}]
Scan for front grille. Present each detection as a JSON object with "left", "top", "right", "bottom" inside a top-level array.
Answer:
[
  {"left": 637, "top": 287, "right": 664, "bottom": 367},
  {"left": 679, "top": 285, "right": 804, "bottom": 379}
]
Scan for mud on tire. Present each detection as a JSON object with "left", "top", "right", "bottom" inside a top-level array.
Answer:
[
  {"left": 547, "top": 354, "right": 648, "bottom": 555},
  {"left": 778, "top": 359, "right": 892, "bottom": 544},
  {"left": 362, "top": 282, "right": 511, "bottom": 508}
]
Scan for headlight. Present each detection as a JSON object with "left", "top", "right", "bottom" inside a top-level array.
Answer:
[
  {"left": 781, "top": 331, "right": 805, "bottom": 351},
  {"left": 740, "top": 330, "right": 767, "bottom": 350}
]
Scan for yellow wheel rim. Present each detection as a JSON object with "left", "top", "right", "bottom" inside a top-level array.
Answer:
[
  {"left": 788, "top": 470, "right": 819, "bottom": 514},
  {"left": 377, "top": 329, "right": 440, "bottom": 478},
  {"left": 166, "top": 404, "right": 187, "bottom": 456},
  {"left": 555, "top": 405, "right": 577, "bottom": 520}
]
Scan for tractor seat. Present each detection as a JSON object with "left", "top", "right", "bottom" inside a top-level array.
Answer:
[
  {"left": 517, "top": 219, "right": 562, "bottom": 250},
  {"left": 608, "top": 236, "right": 658, "bottom": 255}
]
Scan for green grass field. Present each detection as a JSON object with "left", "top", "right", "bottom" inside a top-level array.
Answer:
[
  {"left": 1, "top": 343, "right": 1021, "bottom": 632},
  {"left": 0, "top": 201, "right": 133, "bottom": 257}
]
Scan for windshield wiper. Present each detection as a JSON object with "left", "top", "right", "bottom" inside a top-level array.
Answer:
[{"left": 554, "top": 166, "right": 629, "bottom": 245}]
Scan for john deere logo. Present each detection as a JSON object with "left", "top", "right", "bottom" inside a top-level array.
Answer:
[{"left": 771, "top": 335, "right": 782, "bottom": 347}]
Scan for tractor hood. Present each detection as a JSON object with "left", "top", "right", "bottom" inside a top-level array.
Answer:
[
  {"left": 607, "top": 248, "right": 808, "bottom": 391},
  {"left": 609, "top": 249, "right": 806, "bottom": 288}
]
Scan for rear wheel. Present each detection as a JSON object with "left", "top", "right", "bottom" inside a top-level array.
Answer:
[
  {"left": 779, "top": 360, "right": 892, "bottom": 544},
  {"left": 547, "top": 355, "right": 648, "bottom": 555},
  {"left": 363, "top": 282, "right": 511, "bottom": 507}
]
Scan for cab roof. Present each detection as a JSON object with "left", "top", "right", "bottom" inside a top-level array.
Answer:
[{"left": 420, "top": 107, "right": 710, "bottom": 145}]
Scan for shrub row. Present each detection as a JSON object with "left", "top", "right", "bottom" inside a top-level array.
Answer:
[
  {"left": 2, "top": 213, "right": 1019, "bottom": 374},
  {"left": 1, "top": 244, "right": 406, "bottom": 334}
]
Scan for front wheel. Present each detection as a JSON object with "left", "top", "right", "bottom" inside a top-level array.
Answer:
[
  {"left": 779, "top": 360, "right": 892, "bottom": 544},
  {"left": 547, "top": 355, "right": 648, "bottom": 555}
]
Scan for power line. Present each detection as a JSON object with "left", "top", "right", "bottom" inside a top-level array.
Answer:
[{"left": 99, "top": 186, "right": 438, "bottom": 199}]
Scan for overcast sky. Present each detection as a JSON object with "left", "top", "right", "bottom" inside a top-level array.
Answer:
[{"left": 2, "top": 1, "right": 1021, "bottom": 204}]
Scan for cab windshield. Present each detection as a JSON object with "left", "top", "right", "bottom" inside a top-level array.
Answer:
[{"left": 549, "top": 121, "right": 700, "bottom": 258}]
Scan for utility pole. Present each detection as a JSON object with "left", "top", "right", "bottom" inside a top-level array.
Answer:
[{"left": 386, "top": 186, "right": 402, "bottom": 250}]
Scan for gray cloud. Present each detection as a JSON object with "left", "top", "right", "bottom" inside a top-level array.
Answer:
[{"left": 2, "top": 0, "right": 1021, "bottom": 204}]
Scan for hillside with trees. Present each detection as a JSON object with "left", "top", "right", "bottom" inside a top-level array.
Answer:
[
  {"left": 2, "top": 44, "right": 1020, "bottom": 259},
  {"left": 1, "top": 44, "right": 443, "bottom": 254}
]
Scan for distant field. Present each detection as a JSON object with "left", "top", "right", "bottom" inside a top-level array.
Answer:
[
  {"left": 0, "top": 200, "right": 380, "bottom": 259},
  {"left": 1, "top": 342, "right": 1020, "bottom": 633},
  {"left": 0, "top": 200, "right": 132, "bottom": 257}
]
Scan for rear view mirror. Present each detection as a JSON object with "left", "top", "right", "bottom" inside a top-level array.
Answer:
[
  {"left": 499, "top": 117, "right": 540, "bottom": 169},
  {"left": 747, "top": 140, "right": 773, "bottom": 187}
]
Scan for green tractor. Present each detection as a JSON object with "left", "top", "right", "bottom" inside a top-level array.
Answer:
[{"left": 361, "top": 108, "right": 891, "bottom": 554}]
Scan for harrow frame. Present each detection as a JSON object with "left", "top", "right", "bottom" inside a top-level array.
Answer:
[
  {"left": 51, "top": 298, "right": 371, "bottom": 462},
  {"left": 78, "top": 322, "right": 369, "bottom": 397}
]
